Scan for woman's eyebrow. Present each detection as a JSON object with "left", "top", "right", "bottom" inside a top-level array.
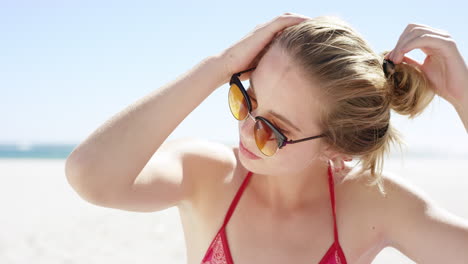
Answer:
[
  {"left": 269, "top": 110, "right": 303, "bottom": 133},
  {"left": 248, "top": 76, "right": 302, "bottom": 133}
]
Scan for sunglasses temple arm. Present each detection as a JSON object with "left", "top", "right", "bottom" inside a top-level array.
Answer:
[
  {"left": 284, "top": 134, "right": 325, "bottom": 145},
  {"left": 237, "top": 67, "right": 257, "bottom": 76}
]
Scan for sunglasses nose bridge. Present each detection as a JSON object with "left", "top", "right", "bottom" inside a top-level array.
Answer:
[{"left": 246, "top": 111, "right": 256, "bottom": 122}]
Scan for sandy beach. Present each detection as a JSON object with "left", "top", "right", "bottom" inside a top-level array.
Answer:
[{"left": 0, "top": 157, "right": 467, "bottom": 263}]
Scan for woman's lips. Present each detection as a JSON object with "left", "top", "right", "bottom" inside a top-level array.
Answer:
[{"left": 239, "top": 140, "right": 261, "bottom": 159}]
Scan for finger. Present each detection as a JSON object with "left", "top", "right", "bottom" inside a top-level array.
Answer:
[
  {"left": 391, "top": 26, "right": 452, "bottom": 62},
  {"left": 384, "top": 51, "right": 392, "bottom": 60},
  {"left": 389, "top": 23, "right": 422, "bottom": 60},
  {"left": 275, "top": 29, "right": 284, "bottom": 38},
  {"left": 253, "top": 14, "right": 308, "bottom": 35},
  {"left": 393, "top": 33, "right": 452, "bottom": 63},
  {"left": 383, "top": 50, "right": 391, "bottom": 59},
  {"left": 393, "top": 24, "right": 450, "bottom": 51},
  {"left": 249, "top": 14, "right": 310, "bottom": 52},
  {"left": 267, "top": 13, "right": 311, "bottom": 34},
  {"left": 392, "top": 24, "right": 417, "bottom": 53},
  {"left": 401, "top": 55, "right": 422, "bottom": 68},
  {"left": 403, "top": 23, "right": 451, "bottom": 38},
  {"left": 391, "top": 27, "right": 429, "bottom": 61},
  {"left": 390, "top": 24, "right": 451, "bottom": 62}
]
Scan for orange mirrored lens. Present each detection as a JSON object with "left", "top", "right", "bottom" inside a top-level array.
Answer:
[
  {"left": 229, "top": 81, "right": 279, "bottom": 156},
  {"left": 254, "top": 119, "right": 278, "bottom": 156},
  {"left": 228, "top": 83, "right": 249, "bottom": 120}
]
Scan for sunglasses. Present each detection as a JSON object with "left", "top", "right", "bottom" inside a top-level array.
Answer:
[{"left": 228, "top": 67, "right": 326, "bottom": 157}]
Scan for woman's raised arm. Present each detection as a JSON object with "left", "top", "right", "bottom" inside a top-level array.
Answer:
[{"left": 64, "top": 13, "right": 311, "bottom": 211}]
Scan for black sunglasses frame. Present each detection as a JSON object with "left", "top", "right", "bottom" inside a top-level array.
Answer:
[{"left": 229, "top": 67, "right": 326, "bottom": 155}]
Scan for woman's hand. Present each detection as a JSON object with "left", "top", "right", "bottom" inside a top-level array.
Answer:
[
  {"left": 216, "top": 13, "right": 311, "bottom": 84},
  {"left": 385, "top": 23, "right": 468, "bottom": 110}
]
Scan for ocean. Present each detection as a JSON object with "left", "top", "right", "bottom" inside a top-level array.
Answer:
[
  {"left": 0, "top": 144, "right": 76, "bottom": 159},
  {"left": 0, "top": 143, "right": 466, "bottom": 160}
]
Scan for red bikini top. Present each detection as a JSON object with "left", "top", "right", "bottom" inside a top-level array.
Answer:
[{"left": 201, "top": 161, "right": 347, "bottom": 264}]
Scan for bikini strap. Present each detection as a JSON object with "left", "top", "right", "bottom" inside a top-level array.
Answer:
[
  {"left": 221, "top": 170, "right": 253, "bottom": 228},
  {"left": 221, "top": 166, "right": 340, "bottom": 242},
  {"left": 327, "top": 160, "right": 340, "bottom": 242}
]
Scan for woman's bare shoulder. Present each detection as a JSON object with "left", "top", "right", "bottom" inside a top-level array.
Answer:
[
  {"left": 337, "top": 167, "right": 432, "bottom": 236},
  {"left": 339, "top": 167, "right": 427, "bottom": 205},
  {"left": 177, "top": 138, "right": 248, "bottom": 223},
  {"left": 172, "top": 137, "right": 238, "bottom": 179},
  {"left": 161, "top": 137, "right": 236, "bottom": 166},
  {"left": 174, "top": 137, "right": 245, "bottom": 203},
  {"left": 332, "top": 168, "right": 413, "bottom": 250}
]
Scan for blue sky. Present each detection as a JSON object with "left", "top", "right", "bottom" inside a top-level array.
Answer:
[{"left": 1, "top": 0, "right": 467, "bottom": 156}]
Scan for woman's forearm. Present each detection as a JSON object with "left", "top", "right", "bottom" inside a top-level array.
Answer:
[{"left": 65, "top": 55, "right": 229, "bottom": 196}]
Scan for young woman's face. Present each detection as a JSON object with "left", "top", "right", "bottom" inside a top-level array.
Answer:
[{"left": 238, "top": 44, "right": 329, "bottom": 175}]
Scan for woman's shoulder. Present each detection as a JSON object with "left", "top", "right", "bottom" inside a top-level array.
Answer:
[
  {"left": 337, "top": 166, "right": 418, "bottom": 210},
  {"left": 181, "top": 137, "right": 243, "bottom": 180},
  {"left": 176, "top": 137, "right": 246, "bottom": 204},
  {"left": 165, "top": 137, "right": 236, "bottom": 167},
  {"left": 336, "top": 166, "right": 432, "bottom": 241},
  {"left": 177, "top": 138, "right": 249, "bottom": 229},
  {"left": 338, "top": 167, "right": 426, "bottom": 206}
]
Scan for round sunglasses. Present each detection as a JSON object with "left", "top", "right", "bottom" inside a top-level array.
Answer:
[{"left": 228, "top": 67, "right": 326, "bottom": 157}]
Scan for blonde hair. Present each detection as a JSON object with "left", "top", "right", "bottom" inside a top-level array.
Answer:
[{"left": 253, "top": 16, "right": 436, "bottom": 194}]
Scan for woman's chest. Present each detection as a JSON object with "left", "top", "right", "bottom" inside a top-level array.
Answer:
[
  {"left": 222, "top": 203, "right": 340, "bottom": 264},
  {"left": 181, "top": 170, "right": 386, "bottom": 264}
]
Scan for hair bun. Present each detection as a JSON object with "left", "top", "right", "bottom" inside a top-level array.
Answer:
[{"left": 381, "top": 54, "right": 435, "bottom": 118}]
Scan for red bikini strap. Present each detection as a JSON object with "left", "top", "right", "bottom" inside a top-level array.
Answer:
[
  {"left": 222, "top": 170, "right": 253, "bottom": 228},
  {"left": 328, "top": 160, "right": 340, "bottom": 242}
]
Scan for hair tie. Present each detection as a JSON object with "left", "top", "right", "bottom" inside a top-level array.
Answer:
[{"left": 382, "top": 59, "right": 395, "bottom": 79}]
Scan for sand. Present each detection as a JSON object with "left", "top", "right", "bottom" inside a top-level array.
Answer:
[{"left": 0, "top": 157, "right": 467, "bottom": 263}]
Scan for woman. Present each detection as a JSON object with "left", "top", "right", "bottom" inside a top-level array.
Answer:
[{"left": 65, "top": 13, "right": 468, "bottom": 263}]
